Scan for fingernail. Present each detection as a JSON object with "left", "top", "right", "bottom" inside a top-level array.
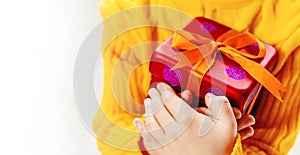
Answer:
[
  {"left": 246, "top": 119, "right": 255, "bottom": 125},
  {"left": 206, "top": 93, "right": 212, "bottom": 98},
  {"left": 135, "top": 123, "right": 141, "bottom": 130},
  {"left": 132, "top": 121, "right": 137, "bottom": 127},
  {"left": 157, "top": 83, "right": 164, "bottom": 90},
  {"left": 148, "top": 88, "right": 155, "bottom": 95},
  {"left": 144, "top": 98, "right": 151, "bottom": 105},
  {"left": 132, "top": 120, "right": 141, "bottom": 130},
  {"left": 144, "top": 99, "right": 153, "bottom": 116},
  {"left": 132, "top": 120, "right": 138, "bottom": 127},
  {"left": 248, "top": 120, "right": 255, "bottom": 125}
]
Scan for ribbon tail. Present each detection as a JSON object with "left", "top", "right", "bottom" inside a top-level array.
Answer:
[
  {"left": 172, "top": 31, "right": 196, "bottom": 50},
  {"left": 225, "top": 51, "right": 287, "bottom": 102},
  {"left": 171, "top": 55, "right": 191, "bottom": 70},
  {"left": 185, "top": 57, "right": 214, "bottom": 99},
  {"left": 171, "top": 44, "right": 216, "bottom": 70}
]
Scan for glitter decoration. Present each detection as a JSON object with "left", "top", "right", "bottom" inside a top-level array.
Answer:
[
  {"left": 163, "top": 66, "right": 182, "bottom": 87},
  {"left": 206, "top": 87, "right": 224, "bottom": 96},
  {"left": 199, "top": 22, "right": 216, "bottom": 33},
  {"left": 225, "top": 66, "right": 246, "bottom": 80}
]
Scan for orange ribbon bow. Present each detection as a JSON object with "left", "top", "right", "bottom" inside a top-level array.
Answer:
[{"left": 171, "top": 29, "right": 287, "bottom": 102}]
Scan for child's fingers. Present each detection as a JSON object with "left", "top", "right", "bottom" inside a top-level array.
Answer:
[
  {"left": 195, "top": 107, "right": 209, "bottom": 115},
  {"left": 148, "top": 88, "right": 164, "bottom": 114},
  {"left": 133, "top": 117, "right": 162, "bottom": 150},
  {"left": 204, "top": 93, "right": 214, "bottom": 108},
  {"left": 144, "top": 98, "right": 153, "bottom": 117},
  {"left": 157, "top": 83, "right": 182, "bottom": 117},
  {"left": 178, "top": 90, "right": 193, "bottom": 105},
  {"left": 237, "top": 114, "right": 255, "bottom": 131},
  {"left": 205, "top": 93, "right": 233, "bottom": 120},
  {"left": 232, "top": 107, "right": 242, "bottom": 119},
  {"left": 239, "top": 126, "right": 254, "bottom": 140},
  {"left": 148, "top": 88, "right": 175, "bottom": 131},
  {"left": 143, "top": 95, "right": 181, "bottom": 147},
  {"left": 144, "top": 98, "right": 161, "bottom": 131},
  {"left": 157, "top": 83, "right": 196, "bottom": 125},
  {"left": 157, "top": 82, "right": 176, "bottom": 94},
  {"left": 132, "top": 118, "right": 146, "bottom": 133}
]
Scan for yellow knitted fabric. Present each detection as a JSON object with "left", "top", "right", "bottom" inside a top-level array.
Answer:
[{"left": 92, "top": 0, "right": 300, "bottom": 154}]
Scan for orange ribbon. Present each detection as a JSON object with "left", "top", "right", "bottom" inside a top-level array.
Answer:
[{"left": 171, "top": 29, "right": 287, "bottom": 102}]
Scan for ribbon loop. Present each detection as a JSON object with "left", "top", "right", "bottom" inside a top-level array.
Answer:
[{"left": 171, "top": 29, "right": 286, "bottom": 102}]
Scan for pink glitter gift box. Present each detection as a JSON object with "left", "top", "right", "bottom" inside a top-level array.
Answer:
[{"left": 149, "top": 17, "right": 278, "bottom": 113}]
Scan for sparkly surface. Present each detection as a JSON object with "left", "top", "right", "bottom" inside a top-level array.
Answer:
[
  {"left": 199, "top": 22, "right": 216, "bottom": 33},
  {"left": 225, "top": 66, "right": 246, "bottom": 80},
  {"left": 206, "top": 87, "right": 224, "bottom": 96},
  {"left": 163, "top": 66, "right": 182, "bottom": 87}
]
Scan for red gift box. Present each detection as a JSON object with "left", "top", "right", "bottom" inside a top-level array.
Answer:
[{"left": 149, "top": 17, "right": 280, "bottom": 114}]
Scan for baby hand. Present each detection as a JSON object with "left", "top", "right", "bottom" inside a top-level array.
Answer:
[
  {"left": 133, "top": 83, "right": 238, "bottom": 155},
  {"left": 180, "top": 87, "right": 255, "bottom": 140}
]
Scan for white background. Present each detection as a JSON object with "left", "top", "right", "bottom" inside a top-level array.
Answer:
[
  {"left": 0, "top": 0, "right": 299, "bottom": 155},
  {"left": 0, "top": 0, "right": 101, "bottom": 155}
]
